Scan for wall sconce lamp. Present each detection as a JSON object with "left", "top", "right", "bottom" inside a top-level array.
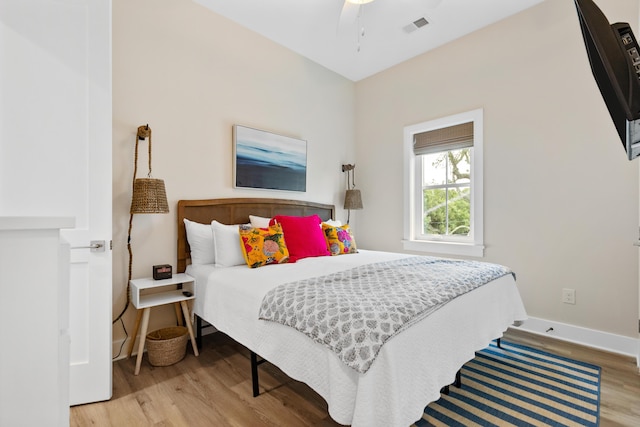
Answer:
[
  {"left": 114, "top": 125, "right": 169, "bottom": 340},
  {"left": 130, "top": 125, "right": 169, "bottom": 214},
  {"left": 342, "top": 164, "right": 363, "bottom": 223}
]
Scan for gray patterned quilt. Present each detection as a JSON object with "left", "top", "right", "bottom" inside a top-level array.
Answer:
[{"left": 258, "top": 256, "right": 513, "bottom": 373}]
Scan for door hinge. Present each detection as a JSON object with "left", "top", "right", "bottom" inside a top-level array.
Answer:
[{"left": 110, "top": 240, "right": 113, "bottom": 250}]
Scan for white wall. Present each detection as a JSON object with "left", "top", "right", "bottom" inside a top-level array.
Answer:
[
  {"left": 112, "top": 0, "right": 356, "bottom": 344},
  {"left": 355, "top": 0, "right": 639, "bottom": 339}
]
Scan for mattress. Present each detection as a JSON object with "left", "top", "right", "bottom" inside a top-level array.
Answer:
[{"left": 187, "top": 250, "right": 527, "bottom": 427}]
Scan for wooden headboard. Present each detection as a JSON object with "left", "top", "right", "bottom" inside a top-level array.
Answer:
[{"left": 176, "top": 198, "right": 335, "bottom": 273}]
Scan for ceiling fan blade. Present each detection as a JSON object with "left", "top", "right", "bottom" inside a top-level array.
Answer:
[{"left": 337, "top": 2, "right": 360, "bottom": 33}]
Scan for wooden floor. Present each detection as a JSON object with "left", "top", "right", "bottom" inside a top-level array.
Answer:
[{"left": 71, "top": 328, "right": 640, "bottom": 426}]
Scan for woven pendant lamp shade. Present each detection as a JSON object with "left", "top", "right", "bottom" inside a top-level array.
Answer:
[
  {"left": 130, "top": 178, "right": 169, "bottom": 214},
  {"left": 344, "top": 189, "right": 363, "bottom": 210}
]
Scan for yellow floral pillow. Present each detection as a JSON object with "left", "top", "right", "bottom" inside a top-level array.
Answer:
[
  {"left": 322, "top": 223, "right": 358, "bottom": 256},
  {"left": 239, "top": 224, "right": 289, "bottom": 268}
]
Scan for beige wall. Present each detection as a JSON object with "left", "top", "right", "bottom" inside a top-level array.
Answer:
[
  {"left": 355, "top": 0, "right": 639, "bottom": 338},
  {"left": 112, "top": 0, "right": 355, "bottom": 344}
]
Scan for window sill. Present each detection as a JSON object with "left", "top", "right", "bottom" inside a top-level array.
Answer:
[{"left": 402, "top": 239, "right": 485, "bottom": 258}]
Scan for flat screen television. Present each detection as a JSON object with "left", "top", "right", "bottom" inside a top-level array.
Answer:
[{"left": 574, "top": 0, "right": 640, "bottom": 160}]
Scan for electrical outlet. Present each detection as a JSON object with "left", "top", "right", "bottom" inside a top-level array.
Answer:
[{"left": 562, "top": 288, "right": 576, "bottom": 305}]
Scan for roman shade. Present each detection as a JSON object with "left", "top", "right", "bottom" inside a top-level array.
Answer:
[{"left": 413, "top": 121, "right": 473, "bottom": 155}]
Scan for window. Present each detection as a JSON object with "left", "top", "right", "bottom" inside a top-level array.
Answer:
[{"left": 403, "top": 109, "right": 484, "bottom": 257}]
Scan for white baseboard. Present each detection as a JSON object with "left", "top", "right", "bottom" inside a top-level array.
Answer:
[{"left": 513, "top": 316, "right": 639, "bottom": 367}]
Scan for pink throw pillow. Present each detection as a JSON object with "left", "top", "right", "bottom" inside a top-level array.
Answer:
[{"left": 270, "top": 214, "right": 330, "bottom": 262}]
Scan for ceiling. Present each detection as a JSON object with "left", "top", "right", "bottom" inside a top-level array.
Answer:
[{"left": 194, "top": 0, "right": 545, "bottom": 81}]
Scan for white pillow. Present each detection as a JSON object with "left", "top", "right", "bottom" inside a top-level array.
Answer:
[
  {"left": 211, "top": 220, "right": 246, "bottom": 267},
  {"left": 323, "top": 219, "right": 343, "bottom": 227},
  {"left": 249, "top": 215, "right": 271, "bottom": 228},
  {"left": 183, "top": 218, "right": 215, "bottom": 265}
]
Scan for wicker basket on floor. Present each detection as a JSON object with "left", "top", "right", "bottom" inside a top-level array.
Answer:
[{"left": 146, "top": 326, "right": 189, "bottom": 367}]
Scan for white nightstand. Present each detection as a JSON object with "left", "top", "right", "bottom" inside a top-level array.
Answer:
[{"left": 128, "top": 273, "right": 199, "bottom": 375}]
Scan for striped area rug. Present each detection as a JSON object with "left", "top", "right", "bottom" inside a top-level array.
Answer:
[{"left": 414, "top": 340, "right": 601, "bottom": 427}]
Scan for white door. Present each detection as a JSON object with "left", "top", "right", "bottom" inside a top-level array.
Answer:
[
  {"left": 0, "top": 0, "right": 112, "bottom": 405},
  {"left": 63, "top": 0, "right": 113, "bottom": 405}
]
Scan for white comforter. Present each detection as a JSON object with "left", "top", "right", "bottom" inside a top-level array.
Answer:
[{"left": 187, "top": 250, "right": 527, "bottom": 427}]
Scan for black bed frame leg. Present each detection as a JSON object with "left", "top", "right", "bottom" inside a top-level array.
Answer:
[
  {"left": 250, "top": 351, "right": 260, "bottom": 397},
  {"left": 193, "top": 315, "right": 264, "bottom": 398},
  {"left": 441, "top": 339, "right": 497, "bottom": 395},
  {"left": 441, "top": 368, "right": 462, "bottom": 395},
  {"left": 196, "top": 315, "right": 203, "bottom": 349}
]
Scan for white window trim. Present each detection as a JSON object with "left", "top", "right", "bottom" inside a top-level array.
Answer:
[{"left": 403, "top": 108, "right": 484, "bottom": 257}]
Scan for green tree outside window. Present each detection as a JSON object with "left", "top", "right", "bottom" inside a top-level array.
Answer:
[{"left": 422, "top": 149, "right": 471, "bottom": 236}]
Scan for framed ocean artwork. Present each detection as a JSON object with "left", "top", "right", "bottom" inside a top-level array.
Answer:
[{"left": 233, "top": 125, "right": 307, "bottom": 192}]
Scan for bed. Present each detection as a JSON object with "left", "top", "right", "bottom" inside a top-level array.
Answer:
[{"left": 177, "top": 197, "right": 527, "bottom": 427}]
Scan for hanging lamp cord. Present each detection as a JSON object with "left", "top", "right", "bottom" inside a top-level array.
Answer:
[
  {"left": 113, "top": 125, "right": 151, "bottom": 325},
  {"left": 351, "top": 166, "right": 356, "bottom": 189},
  {"left": 137, "top": 124, "right": 153, "bottom": 177},
  {"left": 346, "top": 165, "right": 356, "bottom": 224}
]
